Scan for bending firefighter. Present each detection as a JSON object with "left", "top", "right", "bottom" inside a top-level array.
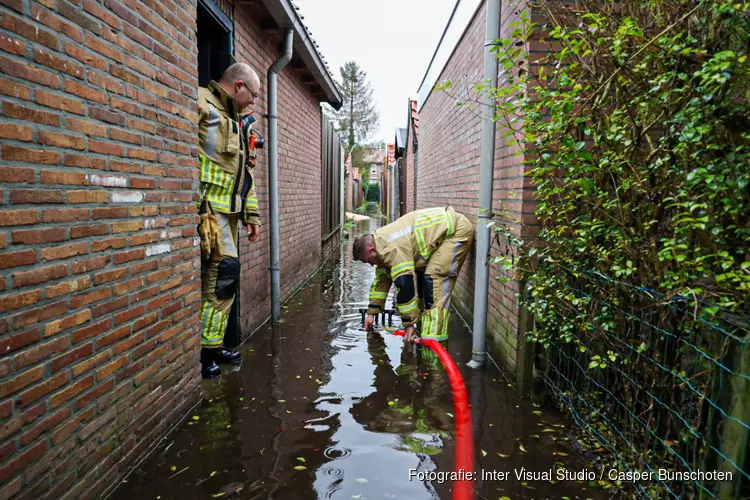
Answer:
[
  {"left": 197, "top": 63, "right": 262, "bottom": 379},
  {"left": 353, "top": 207, "right": 474, "bottom": 344}
]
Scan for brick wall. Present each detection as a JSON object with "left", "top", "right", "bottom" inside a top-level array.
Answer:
[
  {"left": 416, "top": 0, "right": 535, "bottom": 372},
  {"left": 405, "top": 121, "right": 416, "bottom": 213},
  {"left": 0, "top": 0, "right": 202, "bottom": 497},
  {"left": 0, "top": 0, "right": 338, "bottom": 498},
  {"left": 233, "top": 5, "right": 336, "bottom": 339}
]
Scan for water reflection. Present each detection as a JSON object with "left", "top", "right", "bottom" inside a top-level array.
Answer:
[{"left": 114, "top": 218, "right": 606, "bottom": 500}]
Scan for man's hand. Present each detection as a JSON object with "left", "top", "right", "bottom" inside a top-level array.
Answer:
[
  {"left": 364, "top": 314, "right": 375, "bottom": 331},
  {"left": 245, "top": 223, "right": 260, "bottom": 242},
  {"left": 403, "top": 326, "right": 419, "bottom": 344}
]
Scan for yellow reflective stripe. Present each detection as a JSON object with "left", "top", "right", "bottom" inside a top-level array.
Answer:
[
  {"left": 201, "top": 301, "right": 227, "bottom": 346},
  {"left": 398, "top": 297, "right": 418, "bottom": 314},
  {"left": 369, "top": 291, "right": 387, "bottom": 300},
  {"left": 391, "top": 261, "right": 414, "bottom": 275},
  {"left": 445, "top": 211, "right": 455, "bottom": 236}
]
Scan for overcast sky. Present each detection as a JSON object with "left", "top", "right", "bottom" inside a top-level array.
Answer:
[{"left": 294, "top": 0, "right": 458, "bottom": 144}]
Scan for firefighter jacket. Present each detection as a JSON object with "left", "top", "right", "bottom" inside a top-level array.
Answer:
[
  {"left": 197, "top": 81, "right": 260, "bottom": 226},
  {"left": 367, "top": 207, "right": 459, "bottom": 327}
]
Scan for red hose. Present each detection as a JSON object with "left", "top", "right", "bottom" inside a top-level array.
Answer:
[{"left": 393, "top": 329, "right": 474, "bottom": 500}]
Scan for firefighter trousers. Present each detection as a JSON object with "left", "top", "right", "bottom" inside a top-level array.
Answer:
[
  {"left": 201, "top": 213, "right": 240, "bottom": 348},
  {"left": 418, "top": 213, "right": 474, "bottom": 340}
]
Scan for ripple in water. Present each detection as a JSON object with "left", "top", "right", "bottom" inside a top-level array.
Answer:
[
  {"left": 323, "top": 467, "right": 344, "bottom": 477},
  {"left": 323, "top": 445, "right": 353, "bottom": 460}
]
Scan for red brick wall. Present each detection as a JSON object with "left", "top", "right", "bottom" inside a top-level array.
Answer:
[
  {"left": 0, "top": 0, "right": 202, "bottom": 497},
  {"left": 233, "top": 5, "right": 334, "bottom": 339},
  {"left": 405, "top": 123, "right": 416, "bottom": 213},
  {"left": 416, "top": 0, "right": 534, "bottom": 372},
  {"left": 0, "top": 0, "right": 337, "bottom": 498}
]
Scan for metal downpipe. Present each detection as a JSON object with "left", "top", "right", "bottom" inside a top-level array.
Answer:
[
  {"left": 268, "top": 29, "right": 294, "bottom": 323},
  {"left": 468, "top": 0, "right": 501, "bottom": 369}
]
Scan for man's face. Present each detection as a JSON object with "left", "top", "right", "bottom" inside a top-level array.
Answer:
[
  {"left": 362, "top": 246, "right": 380, "bottom": 266},
  {"left": 234, "top": 75, "right": 260, "bottom": 111}
]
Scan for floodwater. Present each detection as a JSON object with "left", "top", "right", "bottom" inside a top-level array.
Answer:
[{"left": 113, "top": 220, "right": 607, "bottom": 500}]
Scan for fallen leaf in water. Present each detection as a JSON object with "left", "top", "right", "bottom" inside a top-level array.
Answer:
[
  {"left": 519, "top": 444, "right": 528, "bottom": 453},
  {"left": 481, "top": 450, "right": 487, "bottom": 457},
  {"left": 279, "top": 400, "right": 286, "bottom": 403},
  {"left": 293, "top": 466, "right": 306, "bottom": 471},
  {"left": 192, "top": 416, "right": 200, "bottom": 421},
  {"left": 305, "top": 348, "right": 311, "bottom": 351},
  {"left": 211, "top": 493, "right": 225, "bottom": 498},
  {"left": 532, "top": 411, "right": 542, "bottom": 416},
  {"left": 297, "top": 376, "right": 301, "bottom": 379},
  {"left": 388, "top": 401, "right": 395, "bottom": 406},
  {"left": 541, "top": 428, "right": 555, "bottom": 433},
  {"left": 446, "top": 413, "right": 453, "bottom": 418},
  {"left": 489, "top": 423, "right": 494, "bottom": 427},
  {"left": 355, "top": 478, "right": 368, "bottom": 484},
  {"left": 226, "top": 425, "right": 231, "bottom": 429},
  {"left": 553, "top": 451, "right": 568, "bottom": 457},
  {"left": 497, "top": 453, "right": 510, "bottom": 458},
  {"left": 352, "top": 496, "right": 362, "bottom": 499},
  {"left": 210, "top": 471, "right": 218, "bottom": 477},
  {"left": 170, "top": 466, "right": 176, "bottom": 471},
  {"left": 315, "top": 379, "right": 322, "bottom": 384},
  {"left": 239, "top": 397, "right": 244, "bottom": 401},
  {"left": 500, "top": 497, "right": 511, "bottom": 500},
  {"left": 531, "top": 434, "right": 540, "bottom": 439},
  {"left": 297, "top": 457, "right": 306, "bottom": 463}
]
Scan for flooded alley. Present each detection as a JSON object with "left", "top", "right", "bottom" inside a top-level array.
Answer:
[{"left": 113, "top": 221, "right": 606, "bottom": 500}]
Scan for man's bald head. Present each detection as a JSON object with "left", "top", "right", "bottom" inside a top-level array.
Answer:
[{"left": 219, "top": 63, "right": 260, "bottom": 111}]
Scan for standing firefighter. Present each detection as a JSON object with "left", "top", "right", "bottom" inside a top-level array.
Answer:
[
  {"left": 197, "top": 63, "right": 262, "bottom": 379},
  {"left": 353, "top": 207, "right": 474, "bottom": 343}
]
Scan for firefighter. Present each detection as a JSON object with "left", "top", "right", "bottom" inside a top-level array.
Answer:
[
  {"left": 197, "top": 63, "right": 262, "bottom": 379},
  {"left": 353, "top": 207, "right": 474, "bottom": 344}
]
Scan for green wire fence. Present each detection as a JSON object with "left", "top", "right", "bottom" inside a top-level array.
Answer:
[{"left": 530, "top": 265, "right": 749, "bottom": 500}]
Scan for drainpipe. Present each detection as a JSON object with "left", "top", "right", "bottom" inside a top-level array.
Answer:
[
  {"left": 468, "top": 0, "right": 501, "bottom": 369},
  {"left": 268, "top": 29, "right": 294, "bottom": 323}
]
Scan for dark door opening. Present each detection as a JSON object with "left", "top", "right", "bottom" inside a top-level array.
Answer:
[{"left": 197, "top": 0, "right": 234, "bottom": 87}]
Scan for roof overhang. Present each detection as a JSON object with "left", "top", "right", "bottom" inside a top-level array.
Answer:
[{"left": 260, "top": 0, "right": 344, "bottom": 110}]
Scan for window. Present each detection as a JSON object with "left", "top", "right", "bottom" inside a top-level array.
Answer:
[{"left": 197, "top": 0, "right": 234, "bottom": 87}]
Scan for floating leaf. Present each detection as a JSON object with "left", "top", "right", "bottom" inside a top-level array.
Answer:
[
  {"left": 388, "top": 401, "right": 395, "bottom": 406},
  {"left": 519, "top": 444, "right": 528, "bottom": 453},
  {"left": 226, "top": 425, "right": 231, "bottom": 429},
  {"left": 210, "top": 471, "right": 218, "bottom": 477},
  {"left": 500, "top": 497, "right": 512, "bottom": 500},
  {"left": 297, "top": 457, "right": 306, "bottom": 463},
  {"left": 355, "top": 478, "right": 368, "bottom": 484},
  {"left": 293, "top": 466, "right": 306, "bottom": 471},
  {"left": 279, "top": 400, "right": 286, "bottom": 403},
  {"left": 481, "top": 450, "right": 487, "bottom": 457},
  {"left": 192, "top": 416, "right": 200, "bottom": 421},
  {"left": 446, "top": 413, "right": 454, "bottom": 418},
  {"left": 352, "top": 496, "right": 362, "bottom": 499},
  {"left": 170, "top": 466, "right": 177, "bottom": 471},
  {"left": 497, "top": 453, "right": 510, "bottom": 458},
  {"left": 315, "top": 379, "right": 323, "bottom": 384},
  {"left": 531, "top": 411, "right": 542, "bottom": 416},
  {"left": 211, "top": 494, "right": 226, "bottom": 498},
  {"left": 239, "top": 398, "right": 244, "bottom": 401},
  {"left": 553, "top": 451, "right": 568, "bottom": 457}
]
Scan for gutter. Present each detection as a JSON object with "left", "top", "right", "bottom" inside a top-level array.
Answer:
[
  {"left": 261, "top": 0, "right": 343, "bottom": 110},
  {"left": 268, "top": 29, "right": 294, "bottom": 323}
]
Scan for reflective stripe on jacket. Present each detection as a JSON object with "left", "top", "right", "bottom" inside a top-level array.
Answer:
[
  {"left": 367, "top": 207, "right": 458, "bottom": 326},
  {"left": 197, "top": 81, "right": 260, "bottom": 226}
]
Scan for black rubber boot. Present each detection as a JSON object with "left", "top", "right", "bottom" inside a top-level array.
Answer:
[
  {"left": 213, "top": 347, "right": 242, "bottom": 365},
  {"left": 201, "top": 349, "right": 221, "bottom": 379}
]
